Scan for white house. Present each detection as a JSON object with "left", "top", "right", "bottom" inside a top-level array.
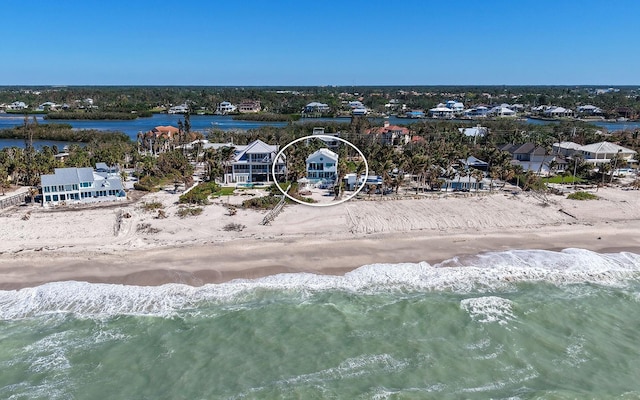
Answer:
[
  {"left": 429, "top": 106, "right": 454, "bottom": 119},
  {"left": 463, "top": 106, "right": 489, "bottom": 118},
  {"left": 445, "top": 100, "right": 465, "bottom": 113},
  {"left": 41, "top": 165, "right": 126, "bottom": 207},
  {"left": 578, "top": 142, "right": 637, "bottom": 166},
  {"left": 168, "top": 103, "right": 189, "bottom": 114},
  {"left": 488, "top": 106, "right": 516, "bottom": 117},
  {"left": 7, "top": 101, "right": 28, "bottom": 110},
  {"left": 216, "top": 101, "right": 237, "bottom": 114},
  {"left": 304, "top": 102, "right": 330, "bottom": 114},
  {"left": 577, "top": 105, "right": 604, "bottom": 116},
  {"left": 543, "top": 106, "right": 574, "bottom": 118},
  {"left": 306, "top": 148, "right": 338, "bottom": 183},
  {"left": 352, "top": 107, "right": 368, "bottom": 116},
  {"left": 225, "top": 139, "right": 285, "bottom": 183},
  {"left": 459, "top": 126, "right": 488, "bottom": 139}
]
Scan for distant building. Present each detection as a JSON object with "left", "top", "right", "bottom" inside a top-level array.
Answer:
[
  {"left": 41, "top": 165, "right": 126, "bottom": 207},
  {"left": 352, "top": 107, "right": 368, "bottom": 116},
  {"left": 488, "top": 106, "right": 516, "bottom": 117},
  {"left": 7, "top": 101, "right": 28, "bottom": 110},
  {"left": 238, "top": 100, "right": 261, "bottom": 113},
  {"left": 406, "top": 110, "right": 425, "bottom": 119},
  {"left": 445, "top": 100, "right": 465, "bottom": 113},
  {"left": 304, "top": 102, "right": 331, "bottom": 114},
  {"left": 168, "top": 103, "right": 189, "bottom": 114},
  {"left": 216, "top": 101, "right": 237, "bottom": 114},
  {"left": 429, "top": 106, "right": 454, "bottom": 119},
  {"left": 463, "top": 106, "right": 489, "bottom": 118},
  {"left": 576, "top": 105, "right": 603, "bottom": 116},
  {"left": 543, "top": 106, "right": 574, "bottom": 118},
  {"left": 366, "top": 120, "right": 410, "bottom": 145},
  {"left": 459, "top": 126, "right": 488, "bottom": 138},
  {"left": 312, "top": 127, "right": 340, "bottom": 149},
  {"left": 306, "top": 148, "right": 338, "bottom": 183}
]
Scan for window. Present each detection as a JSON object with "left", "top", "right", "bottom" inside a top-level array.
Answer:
[
  {"left": 52, "top": 195, "right": 59, "bottom": 201},
  {"left": 72, "top": 184, "right": 79, "bottom": 190},
  {"left": 58, "top": 185, "right": 64, "bottom": 191},
  {"left": 44, "top": 186, "right": 50, "bottom": 193},
  {"left": 45, "top": 195, "right": 51, "bottom": 202},
  {"left": 60, "top": 194, "right": 66, "bottom": 201}
]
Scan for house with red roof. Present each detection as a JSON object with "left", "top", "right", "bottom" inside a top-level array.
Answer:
[{"left": 365, "top": 120, "right": 411, "bottom": 145}]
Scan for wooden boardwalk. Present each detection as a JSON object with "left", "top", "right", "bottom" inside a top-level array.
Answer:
[
  {"left": 260, "top": 184, "right": 291, "bottom": 225},
  {"left": 0, "top": 192, "right": 28, "bottom": 210}
]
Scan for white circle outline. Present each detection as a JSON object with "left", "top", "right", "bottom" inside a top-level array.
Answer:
[{"left": 271, "top": 134, "right": 369, "bottom": 207}]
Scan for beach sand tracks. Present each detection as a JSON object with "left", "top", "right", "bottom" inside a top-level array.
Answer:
[{"left": 344, "top": 195, "right": 572, "bottom": 234}]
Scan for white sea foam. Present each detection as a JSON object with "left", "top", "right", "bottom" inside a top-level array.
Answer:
[
  {"left": 461, "top": 296, "right": 514, "bottom": 325},
  {"left": 1, "top": 248, "right": 639, "bottom": 319}
]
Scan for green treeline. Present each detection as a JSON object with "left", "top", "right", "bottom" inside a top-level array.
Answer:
[
  {"left": 45, "top": 111, "right": 152, "bottom": 120},
  {"left": 232, "top": 113, "right": 301, "bottom": 122},
  {"left": 0, "top": 123, "right": 130, "bottom": 143}
]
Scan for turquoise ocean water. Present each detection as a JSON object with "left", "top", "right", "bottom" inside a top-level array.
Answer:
[{"left": 1, "top": 248, "right": 640, "bottom": 399}]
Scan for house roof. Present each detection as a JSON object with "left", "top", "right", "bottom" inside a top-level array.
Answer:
[
  {"left": 512, "top": 143, "right": 535, "bottom": 154},
  {"left": 234, "top": 139, "right": 281, "bottom": 163},
  {"left": 41, "top": 167, "right": 123, "bottom": 192},
  {"left": 579, "top": 141, "right": 636, "bottom": 155},
  {"left": 42, "top": 167, "right": 95, "bottom": 186},
  {"left": 307, "top": 148, "right": 338, "bottom": 162},
  {"left": 553, "top": 141, "right": 582, "bottom": 150},
  {"left": 366, "top": 125, "right": 409, "bottom": 135},
  {"left": 459, "top": 127, "right": 487, "bottom": 137}
]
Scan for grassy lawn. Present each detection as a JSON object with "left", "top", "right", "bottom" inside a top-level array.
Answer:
[
  {"left": 543, "top": 174, "right": 585, "bottom": 184},
  {"left": 214, "top": 187, "right": 236, "bottom": 196}
]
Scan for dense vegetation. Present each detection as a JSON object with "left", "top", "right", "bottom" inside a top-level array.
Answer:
[
  {"left": 0, "top": 120, "right": 129, "bottom": 143},
  {"left": 232, "top": 113, "right": 301, "bottom": 122},
  {"left": 3, "top": 85, "right": 640, "bottom": 119},
  {"left": 45, "top": 111, "right": 151, "bottom": 120},
  {"left": 2, "top": 86, "right": 640, "bottom": 197}
]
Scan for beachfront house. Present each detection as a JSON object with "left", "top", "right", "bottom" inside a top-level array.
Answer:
[
  {"left": 306, "top": 148, "right": 338, "bottom": 184},
  {"left": 41, "top": 165, "right": 126, "bottom": 207},
  {"left": 226, "top": 139, "right": 285, "bottom": 183},
  {"left": 501, "top": 143, "right": 568, "bottom": 175},
  {"left": 553, "top": 141, "right": 637, "bottom": 167}
]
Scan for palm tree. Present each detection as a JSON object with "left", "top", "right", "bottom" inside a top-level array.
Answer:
[{"left": 470, "top": 169, "right": 484, "bottom": 194}]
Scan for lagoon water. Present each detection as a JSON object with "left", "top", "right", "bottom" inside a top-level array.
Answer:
[{"left": 2, "top": 249, "right": 640, "bottom": 399}]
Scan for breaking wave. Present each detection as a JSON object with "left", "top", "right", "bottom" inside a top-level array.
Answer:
[{"left": 1, "top": 248, "right": 639, "bottom": 319}]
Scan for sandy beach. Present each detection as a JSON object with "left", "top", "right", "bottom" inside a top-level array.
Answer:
[{"left": 1, "top": 186, "right": 639, "bottom": 289}]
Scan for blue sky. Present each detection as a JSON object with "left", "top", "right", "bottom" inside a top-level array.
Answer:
[{"left": 2, "top": 0, "right": 639, "bottom": 86}]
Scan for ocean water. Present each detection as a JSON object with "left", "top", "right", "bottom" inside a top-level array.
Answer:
[{"left": 1, "top": 248, "right": 640, "bottom": 399}]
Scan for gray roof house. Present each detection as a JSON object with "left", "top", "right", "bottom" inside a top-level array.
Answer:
[
  {"left": 41, "top": 165, "right": 126, "bottom": 207},
  {"left": 227, "top": 139, "right": 286, "bottom": 184}
]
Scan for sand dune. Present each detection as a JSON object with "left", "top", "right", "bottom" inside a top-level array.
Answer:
[{"left": 1, "top": 187, "right": 639, "bottom": 289}]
